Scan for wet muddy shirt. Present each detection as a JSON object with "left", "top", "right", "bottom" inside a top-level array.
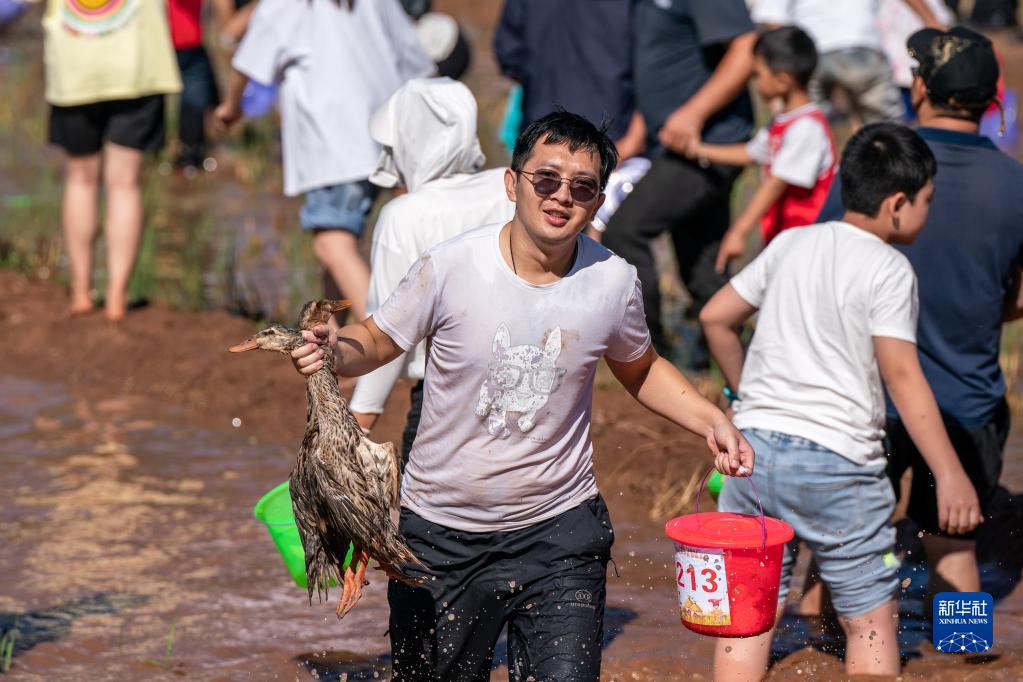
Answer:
[{"left": 373, "top": 223, "right": 650, "bottom": 532}]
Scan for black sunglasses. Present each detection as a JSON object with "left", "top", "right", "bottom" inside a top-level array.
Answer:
[{"left": 517, "top": 169, "right": 600, "bottom": 203}]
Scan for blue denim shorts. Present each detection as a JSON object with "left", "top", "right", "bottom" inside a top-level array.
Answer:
[
  {"left": 718, "top": 429, "right": 899, "bottom": 617},
  {"left": 300, "top": 180, "right": 378, "bottom": 234}
]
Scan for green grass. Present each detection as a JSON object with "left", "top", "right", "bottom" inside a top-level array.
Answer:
[
  {"left": 0, "top": 619, "right": 17, "bottom": 674},
  {"left": 142, "top": 617, "right": 178, "bottom": 670}
]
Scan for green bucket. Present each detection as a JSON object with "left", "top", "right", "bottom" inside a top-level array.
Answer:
[
  {"left": 707, "top": 470, "right": 725, "bottom": 502},
  {"left": 253, "top": 481, "right": 352, "bottom": 589}
]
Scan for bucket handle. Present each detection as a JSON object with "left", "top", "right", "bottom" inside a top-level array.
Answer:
[{"left": 695, "top": 466, "right": 767, "bottom": 553}]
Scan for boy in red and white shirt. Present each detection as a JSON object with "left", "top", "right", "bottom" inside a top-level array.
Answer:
[{"left": 687, "top": 26, "right": 836, "bottom": 273}]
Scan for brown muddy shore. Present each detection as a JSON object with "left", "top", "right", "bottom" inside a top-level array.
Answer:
[{"left": 2, "top": 269, "right": 1023, "bottom": 681}]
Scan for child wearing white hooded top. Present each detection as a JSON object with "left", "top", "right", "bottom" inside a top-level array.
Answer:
[{"left": 348, "top": 77, "right": 515, "bottom": 458}]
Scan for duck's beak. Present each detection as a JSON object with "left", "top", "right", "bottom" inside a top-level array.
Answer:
[
  {"left": 324, "top": 299, "right": 353, "bottom": 314},
  {"left": 228, "top": 339, "right": 260, "bottom": 352}
]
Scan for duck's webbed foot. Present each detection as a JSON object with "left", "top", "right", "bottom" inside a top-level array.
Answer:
[{"left": 335, "top": 549, "right": 370, "bottom": 620}]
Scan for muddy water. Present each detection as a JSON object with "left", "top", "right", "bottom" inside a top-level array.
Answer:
[
  {"left": 0, "top": 374, "right": 696, "bottom": 681},
  {"left": 0, "top": 376, "right": 392, "bottom": 680},
  {"left": 2, "top": 370, "right": 1023, "bottom": 681}
]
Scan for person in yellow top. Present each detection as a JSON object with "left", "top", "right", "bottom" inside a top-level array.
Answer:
[{"left": 44, "top": 0, "right": 181, "bottom": 320}]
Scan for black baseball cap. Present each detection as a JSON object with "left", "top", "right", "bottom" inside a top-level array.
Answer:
[{"left": 907, "top": 26, "right": 999, "bottom": 107}]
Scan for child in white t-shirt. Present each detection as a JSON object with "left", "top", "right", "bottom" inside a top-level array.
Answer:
[
  {"left": 214, "top": 0, "right": 433, "bottom": 320},
  {"left": 686, "top": 27, "right": 836, "bottom": 274},
  {"left": 700, "top": 123, "right": 981, "bottom": 679}
]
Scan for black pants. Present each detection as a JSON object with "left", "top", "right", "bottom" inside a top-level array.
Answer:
[
  {"left": 400, "top": 380, "right": 424, "bottom": 471},
  {"left": 603, "top": 151, "right": 740, "bottom": 357},
  {"left": 886, "top": 399, "right": 1009, "bottom": 539},
  {"left": 388, "top": 496, "right": 614, "bottom": 682},
  {"left": 174, "top": 46, "right": 218, "bottom": 167}
]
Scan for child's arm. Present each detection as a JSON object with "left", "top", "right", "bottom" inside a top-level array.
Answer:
[
  {"left": 689, "top": 142, "right": 753, "bottom": 168},
  {"left": 715, "top": 176, "right": 789, "bottom": 274},
  {"left": 699, "top": 284, "right": 758, "bottom": 393},
  {"left": 213, "top": 68, "right": 250, "bottom": 130},
  {"left": 875, "top": 337, "right": 982, "bottom": 535}
]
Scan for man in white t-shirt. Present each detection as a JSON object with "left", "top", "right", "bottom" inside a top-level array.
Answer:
[
  {"left": 700, "top": 123, "right": 980, "bottom": 679},
  {"left": 348, "top": 78, "right": 515, "bottom": 461},
  {"left": 752, "top": 0, "right": 945, "bottom": 123},
  {"left": 292, "top": 112, "right": 754, "bottom": 681}
]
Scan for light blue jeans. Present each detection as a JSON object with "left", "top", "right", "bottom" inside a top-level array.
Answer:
[
  {"left": 300, "top": 180, "right": 378, "bottom": 234},
  {"left": 718, "top": 428, "right": 899, "bottom": 617}
]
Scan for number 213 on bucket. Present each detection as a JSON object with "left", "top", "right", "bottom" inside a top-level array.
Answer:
[{"left": 674, "top": 544, "right": 730, "bottom": 626}]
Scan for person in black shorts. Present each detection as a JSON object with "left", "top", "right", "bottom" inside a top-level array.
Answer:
[
  {"left": 44, "top": 0, "right": 181, "bottom": 320},
  {"left": 49, "top": 96, "right": 169, "bottom": 320}
]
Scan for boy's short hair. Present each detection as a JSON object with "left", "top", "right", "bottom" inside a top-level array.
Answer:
[
  {"left": 754, "top": 26, "right": 818, "bottom": 88},
  {"left": 511, "top": 111, "right": 618, "bottom": 189},
  {"left": 840, "top": 123, "right": 937, "bottom": 217}
]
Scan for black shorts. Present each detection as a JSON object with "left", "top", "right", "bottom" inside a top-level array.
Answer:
[
  {"left": 388, "top": 495, "right": 614, "bottom": 682},
  {"left": 885, "top": 399, "right": 1009, "bottom": 539},
  {"left": 49, "top": 94, "right": 166, "bottom": 156}
]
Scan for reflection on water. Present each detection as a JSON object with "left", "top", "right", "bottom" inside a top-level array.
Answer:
[{"left": 0, "top": 376, "right": 391, "bottom": 679}]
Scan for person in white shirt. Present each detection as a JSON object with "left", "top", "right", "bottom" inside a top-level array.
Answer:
[
  {"left": 214, "top": 0, "right": 433, "bottom": 321},
  {"left": 348, "top": 77, "right": 515, "bottom": 461},
  {"left": 291, "top": 112, "right": 754, "bottom": 681},
  {"left": 751, "top": 0, "right": 945, "bottom": 123},
  {"left": 700, "top": 123, "right": 980, "bottom": 679}
]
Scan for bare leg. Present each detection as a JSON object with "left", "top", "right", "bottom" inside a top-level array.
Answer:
[
  {"left": 62, "top": 153, "right": 102, "bottom": 314},
  {"left": 922, "top": 535, "right": 980, "bottom": 595},
  {"left": 313, "top": 229, "right": 369, "bottom": 322},
  {"left": 798, "top": 558, "right": 825, "bottom": 616},
  {"left": 101, "top": 143, "right": 144, "bottom": 321},
  {"left": 713, "top": 607, "right": 783, "bottom": 682},
  {"left": 838, "top": 599, "right": 900, "bottom": 677}
]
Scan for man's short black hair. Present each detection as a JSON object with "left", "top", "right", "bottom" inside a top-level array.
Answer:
[
  {"left": 754, "top": 26, "right": 818, "bottom": 88},
  {"left": 511, "top": 111, "right": 619, "bottom": 189},
  {"left": 840, "top": 123, "right": 937, "bottom": 217}
]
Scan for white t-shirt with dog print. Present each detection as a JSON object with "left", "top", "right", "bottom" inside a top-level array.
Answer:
[{"left": 374, "top": 223, "right": 650, "bottom": 532}]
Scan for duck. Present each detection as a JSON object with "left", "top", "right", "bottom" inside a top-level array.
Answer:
[{"left": 229, "top": 299, "right": 423, "bottom": 619}]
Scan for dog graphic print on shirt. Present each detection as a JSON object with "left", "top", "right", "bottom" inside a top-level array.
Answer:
[{"left": 475, "top": 324, "right": 566, "bottom": 438}]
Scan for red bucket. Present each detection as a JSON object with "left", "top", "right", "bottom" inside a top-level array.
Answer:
[{"left": 664, "top": 468, "right": 794, "bottom": 638}]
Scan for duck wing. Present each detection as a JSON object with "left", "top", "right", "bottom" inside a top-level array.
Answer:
[{"left": 359, "top": 438, "right": 401, "bottom": 510}]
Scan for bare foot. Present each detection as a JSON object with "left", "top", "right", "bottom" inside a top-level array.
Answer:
[
  {"left": 105, "top": 293, "right": 127, "bottom": 322},
  {"left": 69, "top": 302, "right": 96, "bottom": 316},
  {"left": 69, "top": 300, "right": 95, "bottom": 316}
]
